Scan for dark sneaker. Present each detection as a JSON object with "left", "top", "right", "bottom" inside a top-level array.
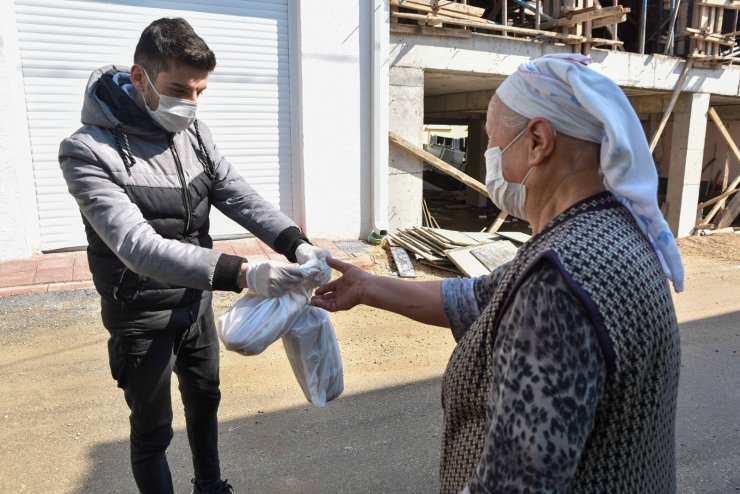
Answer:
[{"left": 191, "top": 478, "right": 234, "bottom": 494}]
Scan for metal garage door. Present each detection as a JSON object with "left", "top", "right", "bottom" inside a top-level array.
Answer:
[{"left": 14, "top": 0, "right": 293, "bottom": 250}]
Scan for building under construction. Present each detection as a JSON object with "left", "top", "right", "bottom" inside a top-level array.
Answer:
[{"left": 0, "top": 1, "right": 737, "bottom": 261}]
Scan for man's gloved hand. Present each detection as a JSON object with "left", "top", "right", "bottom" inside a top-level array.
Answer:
[
  {"left": 243, "top": 260, "right": 305, "bottom": 298},
  {"left": 295, "top": 242, "right": 331, "bottom": 264},
  {"left": 295, "top": 243, "right": 332, "bottom": 285}
]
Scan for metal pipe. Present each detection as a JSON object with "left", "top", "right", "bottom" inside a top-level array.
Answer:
[
  {"left": 639, "top": 0, "right": 647, "bottom": 54},
  {"left": 663, "top": 0, "right": 681, "bottom": 55},
  {"left": 371, "top": 0, "right": 389, "bottom": 236}
]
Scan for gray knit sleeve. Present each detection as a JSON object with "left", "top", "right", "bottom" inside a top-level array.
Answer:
[
  {"left": 442, "top": 263, "right": 509, "bottom": 342},
  {"left": 467, "top": 262, "right": 607, "bottom": 493}
]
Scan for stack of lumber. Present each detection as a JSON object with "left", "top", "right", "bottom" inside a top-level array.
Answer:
[
  {"left": 389, "top": 0, "right": 627, "bottom": 51},
  {"left": 387, "top": 226, "right": 531, "bottom": 277}
]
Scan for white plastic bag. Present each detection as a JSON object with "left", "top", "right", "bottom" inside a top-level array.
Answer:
[
  {"left": 282, "top": 306, "right": 344, "bottom": 407},
  {"left": 216, "top": 289, "right": 305, "bottom": 356},
  {"left": 217, "top": 258, "right": 343, "bottom": 406}
]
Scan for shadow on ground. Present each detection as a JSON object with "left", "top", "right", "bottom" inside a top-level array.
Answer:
[
  {"left": 78, "top": 378, "right": 444, "bottom": 494},
  {"left": 75, "top": 311, "right": 740, "bottom": 494},
  {"left": 675, "top": 310, "right": 740, "bottom": 494}
]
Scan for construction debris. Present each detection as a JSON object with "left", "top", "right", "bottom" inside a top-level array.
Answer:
[{"left": 387, "top": 226, "right": 531, "bottom": 277}]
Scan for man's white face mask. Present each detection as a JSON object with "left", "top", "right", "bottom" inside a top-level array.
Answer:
[
  {"left": 142, "top": 69, "right": 197, "bottom": 133},
  {"left": 484, "top": 127, "right": 533, "bottom": 221}
]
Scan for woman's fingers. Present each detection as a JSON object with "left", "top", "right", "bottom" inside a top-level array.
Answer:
[{"left": 325, "top": 257, "right": 355, "bottom": 273}]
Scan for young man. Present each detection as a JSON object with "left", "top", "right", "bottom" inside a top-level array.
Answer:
[{"left": 59, "top": 18, "right": 327, "bottom": 494}]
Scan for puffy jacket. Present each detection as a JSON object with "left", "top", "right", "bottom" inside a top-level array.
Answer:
[{"left": 59, "top": 65, "right": 306, "bottom": 334}]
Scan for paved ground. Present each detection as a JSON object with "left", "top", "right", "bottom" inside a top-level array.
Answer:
[{"left": 0, "top": 237, "right": 738, "bottom": 493}]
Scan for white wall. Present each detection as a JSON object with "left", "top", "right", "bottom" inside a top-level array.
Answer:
[
  {"left": 0, "top": 4, "right": 41, "bottom": 261},
  {"left": 292, "top": 1, "right": 375, "bottom": 239}
]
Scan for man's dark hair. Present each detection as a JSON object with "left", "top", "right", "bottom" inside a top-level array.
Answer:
[{"left": 134, "top": 17, "right": 216, "bottom": 78}]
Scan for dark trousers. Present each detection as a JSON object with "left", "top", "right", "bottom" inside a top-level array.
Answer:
[{"left": 107, "top": 308, "right": 222, "bottom": 494}]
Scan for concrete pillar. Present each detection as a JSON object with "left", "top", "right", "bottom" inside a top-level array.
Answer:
[
  {"left": 388, "top": 66, "right": 424, "bottom": 231},
  {"left": 666, "top": 92, "right": 710, "bottom": 237},
  {"left": 465, "top": 119, "right": 489, "bottom": 208}
]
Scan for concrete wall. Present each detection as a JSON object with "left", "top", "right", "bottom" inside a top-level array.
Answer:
[
  {"left": 0, "top": 6, "right": 40, "bottom": 261},
  {"left": 292, "top": 1, "right": 375, "bottom": 239},
  {"left": 388, "top": 67, "right": 424, "bottom": 231}
]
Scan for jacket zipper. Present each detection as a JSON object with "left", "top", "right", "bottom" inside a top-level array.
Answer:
[{"left": 168, "top": 134, "right": 192, "bottom": 235}]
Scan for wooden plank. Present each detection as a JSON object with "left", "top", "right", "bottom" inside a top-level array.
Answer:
[
  {"left": 397, "top": 230, "right": 439, "bottom": 255},
  {"left": 404, "top": 231, "right": 448, "bottom": 256},
  {"left": 470, "top": 241, "right": 518, "bottom": 271},
  {"left": 542, "top": 5, "right": 629, "bottom": 28},
  {"left": 390, "top": 246, "right": 417, "bottom": 277},
  {"left": 389, "top": 233, "right": 444, "bottom": 261},
  {"left": 708, "top": 107, "right": 740, "bottom": 165},
  {"left": 716, "top": 191, "right": 740, "bottom": 228},
  {"left": 390, "top": 11, "right": 589, "bottom": 41},
  {"left": 697, "top": 187, "right": 740, "bottom": 209},
  {"left": 390, "top": 22, "right": 474, "bottom": 38},
  {"left": 445, "top": 247, "right": 491, "bottom": 277},
  {"left": 648, "top": 58, "right": 695, "bottom": 153},
  {"left": 685, "top": 29, "right": 736, "bottom": 46},
  {"left": 426, "top": 227, "right": 481, "bottom": 246},
  {"left": 419, "top": 259, "right": 462, "bottom": 274},
  {"left": 495, "top": 231, "right": 532, "bottom": 244},
  {"left": 411, "top": 227, "right": 458, "bottom": 250},
  {"left": 463, "top": 231, "right": 500, "bottom": 243},
  {"left": 487, "top": 211, "right": 508, "bottom": 233},
  {"left": 394, "top": 0, "right": 487, "bottom": 17},
  {"left": 697, "top": 0, "right": 740, "bottom": 10},
  {"left": 699, "top": 175, "right": 740, "bottom": 225},
  {"left": 592, "top": 13, "right": 627, "bottom": 29},
  {"left": 389, "top": 131, "right": 489, "bottom": 197}
]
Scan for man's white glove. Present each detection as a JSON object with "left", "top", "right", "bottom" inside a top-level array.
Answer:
[
  {"left": 295, "top": 243, "right": 332, "bottom": 285},
  {"left": 244, "top": 260, "right": 305, "bottom": 298}
]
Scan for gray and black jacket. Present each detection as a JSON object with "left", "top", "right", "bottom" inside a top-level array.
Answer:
[{"left": 59, "top": 65, "right": 307, "bottom": 334}]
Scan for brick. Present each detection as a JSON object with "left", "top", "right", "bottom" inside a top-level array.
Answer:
[
  {"left": 0, "top": 285, "right": 48, "bottom": 297},
  {"left": 73, "top": 252, "right": 89, "bottom": 268},
  {"left": 0, "top": 270, "right": 36, "bottom": 288},
  {"left": 34, "top": 267, "right": 74, "bottom": 284},
  {"left": 72, "top": 266, "right": 92, "bottom": 281},
  {"left": 47, "top": 281, "right": 95, "bottom": 293},
  {"left": 344, "top": 257, "right": 374, "bottom": 270},
  {"left": 0, "top": 259, "right": 39, "bottom": 275},
  {"left": 38, "top": 255, "right": 75, "bottom": 270},
  {"left": 231, "top": 239, "right": 265, "bottom": 257},
  {"left": 213, "top": 241, "right": 236, "bottom": 256}
]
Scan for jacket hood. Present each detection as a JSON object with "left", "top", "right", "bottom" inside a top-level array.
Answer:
[{"left": 81, "top": 65, "right": 163, "bottom": 136}]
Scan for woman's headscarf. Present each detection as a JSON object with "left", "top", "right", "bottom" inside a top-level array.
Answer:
[{"left": 495, "top": 53, "right": 684, "bottom": 292}]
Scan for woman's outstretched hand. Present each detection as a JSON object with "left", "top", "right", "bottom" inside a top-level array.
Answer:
[{"left": 310, "top": 257, "right": 371, "bottom": 312}]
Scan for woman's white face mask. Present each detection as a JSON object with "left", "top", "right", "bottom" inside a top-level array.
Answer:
[
  {"left": 142, "top": 69, "right": 197, "bottom": 133},
  {"left": 484, "top": 128, "right": 534, "bottom": 221}
]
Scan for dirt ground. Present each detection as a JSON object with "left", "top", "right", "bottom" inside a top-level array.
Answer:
[{"left": 0, "top": 233, "right": 738, "bottom": 493}]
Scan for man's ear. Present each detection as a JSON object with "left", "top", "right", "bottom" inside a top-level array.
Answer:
[
  {"left": 130, "top": 64, "right": 145, "bottom": 91},
  {"left": 527, "top": 118, "right": 557, "bottom": 167}
]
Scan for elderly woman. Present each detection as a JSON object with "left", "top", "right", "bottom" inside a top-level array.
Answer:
[{"left": 311, "top": 54, "right": 682, "bottom": 494}]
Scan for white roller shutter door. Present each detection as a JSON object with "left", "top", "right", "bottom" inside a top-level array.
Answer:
[{"left": 14, "top": 0, "right": 293, "bottom": 250}]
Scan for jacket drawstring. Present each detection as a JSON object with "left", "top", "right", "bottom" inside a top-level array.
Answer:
[
  {"left": 193, "top": 120, "right": 216, "bottom": 179},
  {"left": 112, "top": 124, "right": 136, "bottom": 175}
]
